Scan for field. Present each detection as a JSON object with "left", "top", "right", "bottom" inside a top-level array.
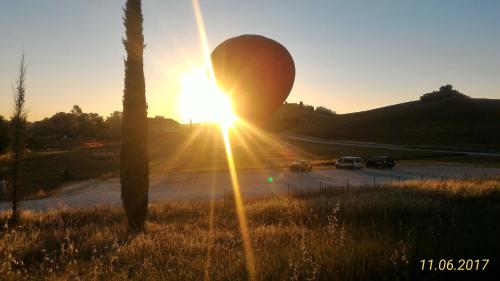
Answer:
[
  {"left": 1, "top": 178, "right": 499, "bottom": 280},
  {"left": 2, "top": 127, "right": 499, "bottom": 200}
]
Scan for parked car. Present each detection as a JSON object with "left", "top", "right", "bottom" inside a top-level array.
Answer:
[
  {"left": 289, "top": 160, "right": 312, "bottom": 172},
  {"left": 365, "top": 156, "right": 395, "bottom": 169},
  {"left": 335, "top": 156, "right": 364, "bottom": 169}
]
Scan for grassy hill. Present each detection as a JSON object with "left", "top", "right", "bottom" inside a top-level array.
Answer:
[{"left": 271, "top": 86, "right": 500, "bottom": 151}]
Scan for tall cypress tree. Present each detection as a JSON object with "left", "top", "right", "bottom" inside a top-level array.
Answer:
[
  {"left": 10, "top": 52, "right": 28, "bottom": 226},
  {"left": 121, "top": 0, "right": 149, "bottom": 231}
]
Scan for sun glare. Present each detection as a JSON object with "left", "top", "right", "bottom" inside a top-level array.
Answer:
[
  {"left": 178, "top": 66, "right": 237, "bottom": 128},
  {"left": 190, "top": 0, "right": 255, "bottom": 279}
]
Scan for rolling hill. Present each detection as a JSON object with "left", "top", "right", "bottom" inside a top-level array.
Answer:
[{"left": 270, "top": 86, "right": 500, "bottom": 151}]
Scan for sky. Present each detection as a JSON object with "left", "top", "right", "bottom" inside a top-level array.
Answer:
[{"left": 1, "top": 0, "right": 499, "bottom": 122}]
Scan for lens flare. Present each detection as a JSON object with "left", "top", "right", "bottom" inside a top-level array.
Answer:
[
  {"left": 191, "top": 0, "right": 256, "bottom": 280},
  {"left": 178, "top": 66, "right": 236, "bottom": 128}
]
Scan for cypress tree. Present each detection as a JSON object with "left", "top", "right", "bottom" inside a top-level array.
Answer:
[
  {"left": 121, "top": 0, "right": 149, "bottom": 231},
  {"left": 10, "top": 52, "right": 28, "bottom": 226}
]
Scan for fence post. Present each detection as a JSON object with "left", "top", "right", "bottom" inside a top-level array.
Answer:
[
  {"left": 320, "top": 181, "right": 322, "bottom": 192},
  {"left": 346, "top": 176, "right": 349, "bottom": 188},
  {"left": 373, "top": 176, "right": 376, "bottom": 187},
  {"left": 288, "top": 183, "right": 290, "bottom": 195}
]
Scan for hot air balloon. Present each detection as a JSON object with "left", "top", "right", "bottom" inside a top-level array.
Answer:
[{"left": 211, "top": 34, "right": 295, "bottom": 124}]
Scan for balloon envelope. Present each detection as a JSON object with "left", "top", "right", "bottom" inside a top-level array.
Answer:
[{"left": 211, "top": 34, "right": 295, "bottom": 124}]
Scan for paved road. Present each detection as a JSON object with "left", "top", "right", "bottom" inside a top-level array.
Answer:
[
  {"left": 283, "top": 135, "right": 500, "bottom": 157},
  {"left": 1, "top": 164, "right": 499, "bottom": 211}
]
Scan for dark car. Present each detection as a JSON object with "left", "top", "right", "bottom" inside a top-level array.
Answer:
[
  {"left": 289, "top": 160, "right": 312, "bottom": 172},
  {"left": 365, "top": 156, "right": 395, "bottom": 169}
]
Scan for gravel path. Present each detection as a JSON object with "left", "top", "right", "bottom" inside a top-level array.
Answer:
[{"left": 1, "top": 164, "right": 499, "bottom": 211}]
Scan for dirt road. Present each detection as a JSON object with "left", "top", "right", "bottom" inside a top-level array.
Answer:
[
  {"left": 1, "top": 164, "right": 499, "bottom": 211},
  {"left": 283, "top": 135, "right": 500, "bottom": 157}
]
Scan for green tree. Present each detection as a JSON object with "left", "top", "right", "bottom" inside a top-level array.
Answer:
[
  {"left": 121, "top": 0, "right": 149, "bottom": 231},
  {"left": 105, "top": 111, "right": 122, "bottom": 140},
  {"left": 315, "top": 106, "right": 336, "bottom": 116},
  {"left": 71, "top": 105, "right": 83, "bottom": 115},
  {"left": 30, "top": 106, "right": 105, "bottom": 140},
  {"left": 10, "top": 53, "right": 28, "bottom": 226},
  {"left": 420, "top": 84, "right": 470, "bottom": 102}
]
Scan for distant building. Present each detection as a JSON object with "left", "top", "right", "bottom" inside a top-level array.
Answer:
[{"left": 148, "top": 116, "right": 180, "bottom": 136}]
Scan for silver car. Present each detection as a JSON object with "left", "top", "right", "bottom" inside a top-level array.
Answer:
[{"left": 335, "top": 156, "right": 364, "bottom": 169}]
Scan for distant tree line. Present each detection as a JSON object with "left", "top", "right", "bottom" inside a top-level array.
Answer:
[
  {"left": 268, "top": 101, "right": 336, "bottom": 132},
  {"left": 281, "top": 101, "right": 336, "bottom": 116},
  {"left": 0, "top": 107, "right": 120, "bottom": 152},
  {"left": 0, "top": 100, "right": 334, "bottom": 153},
  {"left": 420, "top": 84, "right": 470, "bottom": 102},
  {"left": 29, "top": 105, "right": 123, "bottom": 142},
  {"left": 0, "top": 108, "right": 182, "bottom": 153},
  {"left": 32, "top": 105, "right": 105, "bottom": 140}
]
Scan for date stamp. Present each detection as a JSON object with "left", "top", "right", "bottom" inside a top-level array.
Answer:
[{"left": 420, "top": 259, "right": 490, "bottom": 271}]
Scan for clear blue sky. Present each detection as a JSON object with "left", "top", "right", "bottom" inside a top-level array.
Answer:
[{"left": 1, "top": 0, "right": 499, "bottom": 121}]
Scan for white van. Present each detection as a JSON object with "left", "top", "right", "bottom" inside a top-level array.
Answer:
[{"left": 335, "top": 156, "right": 364, "bottom": 169}]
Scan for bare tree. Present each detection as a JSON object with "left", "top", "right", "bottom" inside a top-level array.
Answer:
[
  {"left": 121, "top": 0, "right": 149, "bottom": 231},
  {"left": 10, "top": 52, "right": 28, "bottom": 226}
]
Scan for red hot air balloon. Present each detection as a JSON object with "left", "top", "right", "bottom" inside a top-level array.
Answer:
[{"left": 211, "top": 35, "right": 295, "bottom": 124}]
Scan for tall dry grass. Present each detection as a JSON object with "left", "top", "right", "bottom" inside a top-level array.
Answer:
[{"left": 1, "top": 178, "right": 499, "bottom": 280}]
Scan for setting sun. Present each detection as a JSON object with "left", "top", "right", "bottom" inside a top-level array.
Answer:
[{"left": 178, "top": 66, "right": 237, "bottom": 128}]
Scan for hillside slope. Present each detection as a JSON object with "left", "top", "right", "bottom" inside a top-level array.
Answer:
[{"left": 270, "top": 87, "right": 500, "bottom": 151}]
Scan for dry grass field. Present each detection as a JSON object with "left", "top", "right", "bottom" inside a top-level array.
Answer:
[{"left": 1, "top": 178, "right": 499, "bottom": 280}]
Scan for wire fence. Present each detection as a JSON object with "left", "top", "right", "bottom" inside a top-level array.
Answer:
[{"left": 221, "top": 171, "right": 500, "bottom": 206}]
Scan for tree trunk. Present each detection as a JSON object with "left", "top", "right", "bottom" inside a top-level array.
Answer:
[{"left": 121, "top": 0, "right": 149, "bottom": 231}]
